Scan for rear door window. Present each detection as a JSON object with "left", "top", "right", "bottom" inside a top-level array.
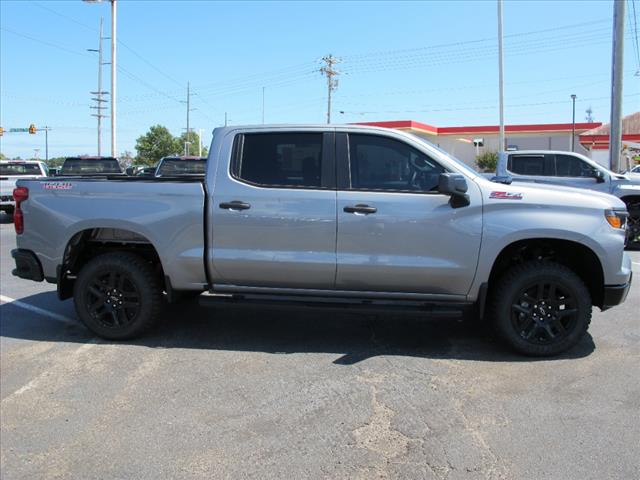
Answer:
[
  {"left": 508, "top": 155, "right": 545, "bottom": 175},
  {"left": 233, "top": 133, "right": 324, "bottom": 188}
]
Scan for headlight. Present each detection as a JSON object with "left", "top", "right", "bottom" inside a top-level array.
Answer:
[{"left": 605, "top": 209, "right": 628, "bottom": 229}]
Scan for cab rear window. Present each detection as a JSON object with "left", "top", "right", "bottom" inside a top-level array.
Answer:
[{"left": 0, "top": 164, "right": 43, "bottom": 176}]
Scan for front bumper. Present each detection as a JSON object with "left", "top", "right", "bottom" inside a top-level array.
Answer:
[
  {"left": 602, "top": 272, "right": 632, "bottom": 310},
  {"left": 11, "top": 249, "right": 44, "bottom": 282}
]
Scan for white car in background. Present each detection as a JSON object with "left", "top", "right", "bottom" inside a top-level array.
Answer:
[{"left": 0, "top": 160, "right": 48, "bottom": 214}]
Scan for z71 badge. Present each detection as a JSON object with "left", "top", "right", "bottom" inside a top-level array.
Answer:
[
  {"left": 43, "top": 182, "right": 73, "bottom": 190},
  {"left": 490, "top": 191, "right": 523, "bottom": 200}
]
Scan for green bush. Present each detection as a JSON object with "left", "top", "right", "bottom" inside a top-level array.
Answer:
[{"left": 476, "top": 151, "right": 498, "bottom": 172}]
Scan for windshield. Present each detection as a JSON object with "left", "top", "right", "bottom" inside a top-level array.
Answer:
[
  {"left": 406, "top": 133, "right": 479, "bottom": 176},
  {"left": 0, "top": 163, "right": 43, "bottom": 176},
  {"left": 157, "top": 159, "right": 206, "bottom": 175},
  {"left": 61, "top": 158, "right": 121, "bottom": 174}
]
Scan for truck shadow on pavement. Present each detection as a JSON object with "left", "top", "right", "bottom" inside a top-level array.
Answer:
[{"left": 0, "top": 291, "right": 596, "bottom": 363}]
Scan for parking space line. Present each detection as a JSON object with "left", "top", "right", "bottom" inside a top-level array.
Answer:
[{"left": 0, "top": 294, "right": 76, "bottom": 325}]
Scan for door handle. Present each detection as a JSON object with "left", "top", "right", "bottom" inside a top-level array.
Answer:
[
  {"left": 219, "top": 200, "right": 251, "bottom": 211},
  {"left": 343, "top": 204, "right": 377, "bottom": 214}
]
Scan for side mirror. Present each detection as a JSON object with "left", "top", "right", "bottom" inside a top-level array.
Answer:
[
  {"left": 594, "top": 170, "right": 606, "bottom": 183},
  {"left": 438, "top": 173, "right": 470, "bottom": 208}
]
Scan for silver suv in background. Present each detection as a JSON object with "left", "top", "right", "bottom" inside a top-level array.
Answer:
[{"left": 498, "top": 150, "right": 640, "bottom": 248}]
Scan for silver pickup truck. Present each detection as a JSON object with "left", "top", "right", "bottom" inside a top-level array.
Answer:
[
  {"left": 11, "top": 125, "right": 633, "bottom": 356},
  {"left": 497, "top": 150, "right": 640, "bottom": 249}
]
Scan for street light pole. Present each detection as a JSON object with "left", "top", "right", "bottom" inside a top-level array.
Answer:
[
  {"left": 497, "top": 0, "right": 506, "bottom": 175},
  {"left": 44, "top": 126, "right": 51, "bottom": 161},
  {"left": 571, "top": 94, "right": 577, "bottom": 152}
]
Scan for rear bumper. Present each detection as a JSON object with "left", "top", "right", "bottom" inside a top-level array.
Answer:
[
  {"left": 602, "top": 272, "right": 632, "bottom": 310},
  {"left": 11, "top": 249, "right": 44, "bottom": 282}
]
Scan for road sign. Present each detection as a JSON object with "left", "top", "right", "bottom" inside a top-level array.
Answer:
[{"left": 9, "top": 128, "right": 29, "bottom": 133}]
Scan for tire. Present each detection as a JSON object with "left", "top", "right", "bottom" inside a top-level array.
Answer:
[
  {"left": 73, "top": 252, "right": 162, "bottom": 340},
  {"left": 624, "top": 199, "right": 640, "bottom": 250},
  {"left": 488, "top": 261, "right": 592, "bottom": 356}
]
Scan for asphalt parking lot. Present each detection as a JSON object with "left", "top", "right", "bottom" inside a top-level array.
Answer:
[{"left": 1, "top": 213, "right": 639, "bottom": 480}]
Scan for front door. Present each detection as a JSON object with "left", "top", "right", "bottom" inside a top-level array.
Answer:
[
  {"left": 335, "top": 133, "right": 482, "bottom": 296},
  {"left": 211, "top": 131, "right": 337, "bottom": 289}
]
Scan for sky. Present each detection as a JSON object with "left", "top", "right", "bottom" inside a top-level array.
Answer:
[{"left": 1, "top": 0, "right": 639, "bottom": 159}]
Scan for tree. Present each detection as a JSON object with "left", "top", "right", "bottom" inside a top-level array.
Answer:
[
  {"left": 0, "top": 153, "right": 6, "bottom": 160},
  {"left": 476, "top": 151, "right": 498, "bottom": 172},
  {"left": 119, "top": 150, "right": 134, "bottom": 168},
  {"left": 179, "top": 130, "right": 208, "bottom": 157},
  {"left": 45, "top": 157, "right": 66, "bottom": 168},
  {"left": 135, "top": 125, "right": 181, "bottom": 166}
]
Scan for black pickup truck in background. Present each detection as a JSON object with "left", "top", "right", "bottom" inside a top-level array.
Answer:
[{"left": 59, "top": 156, "right": 123, "bottom": 176}]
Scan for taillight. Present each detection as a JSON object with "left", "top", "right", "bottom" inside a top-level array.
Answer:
[{"left": 13, "top": 186, "right": 29, "bottom": 234}]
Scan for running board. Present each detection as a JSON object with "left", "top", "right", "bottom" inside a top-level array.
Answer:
[{"left": 198, "top": 292, "right": 469, "bottom": 318}]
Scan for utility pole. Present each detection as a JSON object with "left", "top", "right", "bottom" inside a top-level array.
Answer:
[
  {"left": 496, "top": 0, "right": 506, "bottom": 175},
  {"left": 320, "top": 54, "right": 340, "bottom": 124},
  {"left": 88, "top": 17, "right": 108, "bottom": 156},
  {"left": 225, "top": 112, "right": 228, "bottom": 127},
  {"left": 82, "top": 0, "right": 116, "bottom": 156},
  {"left": 181, "top": 81, "right": 196, "bottom": 156},
  {"left": 198, "top": 128, "right": 203, "bottom": 157},
  {"left": 609, "top": 0, "right": 625, "bottom": 172},
  {"left": 571, "top": 94, "right": 577, "bottom": 151},
  {"left": 110, "top": 0, "right": 117, "bottom": 158}
]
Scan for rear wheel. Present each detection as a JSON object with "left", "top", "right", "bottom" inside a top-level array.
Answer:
[
  {"left": 73, "top": 252, "right": 162, "bottom": 339},
  {"left": 488, "top": 261, "right": 592, "bottom": 356}
]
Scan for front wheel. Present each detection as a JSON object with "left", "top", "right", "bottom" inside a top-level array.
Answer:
[
  {"left": 73, "top": 252, "right": 162, "bottom": 339},
  {"left": 488, "top": 261, "right": 592, "bottom": 356},
  {"left": 624, "top": 199, "right": 640, "bottom": 250}
]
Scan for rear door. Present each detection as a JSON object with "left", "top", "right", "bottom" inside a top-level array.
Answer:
[
  {"left": 210, "top": 130, "right": 337, "bottom": 289},
  {"left": 334, "top": 132, "right": 482, "bottom": 296}
]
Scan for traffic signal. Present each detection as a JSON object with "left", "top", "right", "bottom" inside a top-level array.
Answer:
[{"left": 28, "top": 124, "right": 37, "bottom": 134}]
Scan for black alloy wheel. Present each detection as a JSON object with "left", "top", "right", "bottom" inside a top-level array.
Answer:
[{"left": 74, "top": 252, "right": 162, "bottom": 339}]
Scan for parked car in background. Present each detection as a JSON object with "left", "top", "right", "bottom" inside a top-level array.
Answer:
[
  {"left": 496, "top": 150, "right": 640, "bottom": 249},
  {"left": 0, "top": 160, "right": 48, "bottom": 214},
  {"left": 60, "top": 156, "right": 123, "bottom": 176},
  {"left": 11, "top": 125, "right": 632, "bottom": 356},
  {"left": 136, "top": 166, "right": 157, "bottom": 176},
  {"left": 154, "top": 156, "right": 206, "bottom": 176},
  {"left": 630, "top": 164, "right": 640, "bottom": 174}
]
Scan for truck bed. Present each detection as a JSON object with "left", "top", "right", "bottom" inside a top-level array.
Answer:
[{"left": 15, "top": 176, "right": 207, "bottom": 290}]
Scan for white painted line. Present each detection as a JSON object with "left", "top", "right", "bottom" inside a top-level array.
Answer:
[
  {"left": 0, "top": 294, "right": 76, "bottom": 325},
  {"left": 633, "top": 262, "right": 640, "bottom": 266},
  {"left": 3, "top": 343, "right": 97, "bottom": 401}
]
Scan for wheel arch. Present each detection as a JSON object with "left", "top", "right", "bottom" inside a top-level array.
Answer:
[
  {"left": 486, "top": 238, "right": 605, "bottom": 308},
  {"left": 58, "top": 227, "right": 166, "bottom": 300}
]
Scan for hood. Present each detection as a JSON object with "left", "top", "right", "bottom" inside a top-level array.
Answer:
[{"left": 475, "top": 176, "right": 625, "bottom": 210}]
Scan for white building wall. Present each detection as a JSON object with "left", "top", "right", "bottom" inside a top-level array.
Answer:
[{"left": 414, "top": 131, "right": 591, "bottom": 170}]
